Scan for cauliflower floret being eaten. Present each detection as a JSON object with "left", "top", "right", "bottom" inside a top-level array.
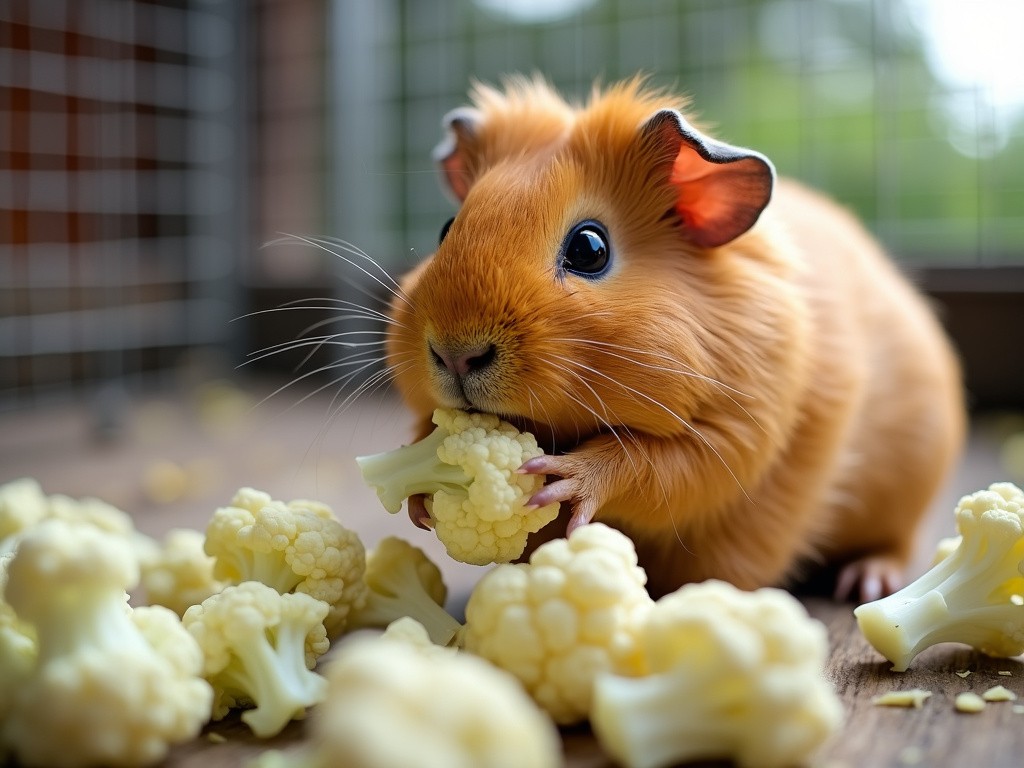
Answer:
[
  {"left": 356, "top": 408, "right": 560, "bottom": 566},
  {"left": 204, "top": 487, "right": 367, "bottom": 635},
  {"left": 460, "top": 522, "right": 653, "bottom": 724},
  {"left": 855, "top": 482, "right": 1024, "bottom": 671},
  {"left": 591, "top": 579, "right": 843, "bottom": 768},
  {"left": 182, "top": 580, "right": 330, "bottom": 738},
  {"left": 296, "top": 634, "right": 562, "bottom": 768},
  {"left": 2, "top": 520, "right": 212, "bottom": 768}
]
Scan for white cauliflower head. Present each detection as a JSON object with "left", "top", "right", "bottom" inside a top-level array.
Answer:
[
  {"left": 357, "top": 408, "right": 560, "bottom": 565},
  {"left": 203, "top": 487, "right": 367, "bottom": 635},
  {"left": 306, "top": 635, "right": 562, "bottom": 768},
  {"left": 591, "top": 579, "right": 843, "bottom": 768},
  {"left": 3, "top": 520, "right": 212, "bottom": 768},
  {"left": 461, "top": 522, "right": 653, "bottom": 724},
  {"left": 0, "top": 552, "right": 36, "bottom": 733},
  {"left": 0, "top": 478, "right": 48, "bottom": 552}
]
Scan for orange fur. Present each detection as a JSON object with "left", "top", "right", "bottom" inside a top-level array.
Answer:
[{"left": 386, "top": 78, "right": 966, "bottom": 598}]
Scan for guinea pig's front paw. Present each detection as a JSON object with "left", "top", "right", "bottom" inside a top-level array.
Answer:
[{"left": 520, "top": 446, "right": 612, "bottom": 535}]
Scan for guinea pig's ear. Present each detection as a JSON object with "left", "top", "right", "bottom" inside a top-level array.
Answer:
[
  {"left": 640, "top": 109, "right": 775, "bottom": 248},
  {"left": 432, "top": 106, "right": 484, "bottom": 204}
]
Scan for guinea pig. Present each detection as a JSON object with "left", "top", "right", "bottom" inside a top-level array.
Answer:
[{"left": 383, "top": 76, "right": 966, "bottom": 602}]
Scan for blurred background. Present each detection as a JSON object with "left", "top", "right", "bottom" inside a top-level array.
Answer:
[
  {"left": 1, "top": 0, "right": 1023, "bottom": 524},
  {"left": 3, "top": 0, "right": 1023, "bottom": 409}
]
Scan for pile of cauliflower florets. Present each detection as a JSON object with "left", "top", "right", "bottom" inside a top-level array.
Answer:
[{"left": 0, "top": 410, "right": 850, "bottom": 768}]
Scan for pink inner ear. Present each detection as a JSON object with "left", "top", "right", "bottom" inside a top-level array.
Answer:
[
  {"left": 669, "top": 149, "right": 771, "bottom": 248},
  {"left": 671, "top": 148, "right": 729, "bottom": 236},
  {"left": 441, "top": 150, "right": 472, "bottom": 202}
]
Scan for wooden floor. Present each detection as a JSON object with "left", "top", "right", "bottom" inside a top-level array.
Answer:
[{"left": 2, "top": 376, "right": 1023, "bottom": 767}]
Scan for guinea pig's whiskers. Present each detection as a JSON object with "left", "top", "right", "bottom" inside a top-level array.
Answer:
[
  {"left": 555, "top": 337, "right": 752, "bottom": 398},
  {"left": 551, "top": 354, "right": 749, "bottom": 501},
  {"left": 296, "top": 360, "right": 407, "bottom": 474},
  {"left": 542, "top": 355, "right": 652, "bottom": 479},
  {"left": 243, "top": 332, "right": 389, "bottom": 367},
  {"left": 265, "top": 233, "right": 412, "bottom": 309},
  {"left": 555, "top": 337, "right": 767, "bottom": 438},
  {"left": 522, "top": 386, "right": 561, "bottom": 453}
]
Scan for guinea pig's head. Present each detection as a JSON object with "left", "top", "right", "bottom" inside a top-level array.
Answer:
[{"left": 386, "top": 77, "right": 795, "bottom": 451}]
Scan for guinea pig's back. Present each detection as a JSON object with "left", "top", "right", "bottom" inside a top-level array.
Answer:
[{"left": 769, "top": 178, "right": 966, "bottom": 567}]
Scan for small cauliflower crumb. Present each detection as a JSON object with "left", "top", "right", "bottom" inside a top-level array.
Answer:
[
  {"left": 207, "top": 733, "right": 227, "bottom": 744},
  {"left": 955, "top": 670, "right": 971, "bottom": 678},
  {"left": 982, "top": 684, "right": 1018, "bottom": 702},
  {"left": 999, "top": 670, "right": 1013, "bottom": 676},
  {"left": 955, "top": 692, "right": 986, "bottom": 713},
  {"left": 872, "top": 689, "right": 933, "bottom": 708},
  {"left": 898, "top": 746, "right": 925, "bottom": 765}
]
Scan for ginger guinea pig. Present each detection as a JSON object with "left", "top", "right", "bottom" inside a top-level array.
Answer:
[{"left": 384, "top": 77, "right": 965, "bottom": 602}]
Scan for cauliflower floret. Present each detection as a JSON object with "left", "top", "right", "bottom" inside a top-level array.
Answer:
[
  {"left": 182, "top": 580, "right": 330, "bottom": 738},
  {"left": 139, "top": 528, "right": 226, "bottom": 616},
  {"left": 855, "top": 482, "right": 1024, "bottom": 671},
  {"left": 460, "top": 522, "right": 653, "bottom": 724},
  {"left": 591, "top": 579, "right": 843, "bottom": 768},
  {"left": 378, "top": 616, "right": 458, "bottom": 656},
  {"left": 2, "top": 520, "right": 212, "bottom": 768},
  {"left": 0, "top": 478, "right": 48, "bottom": 552},
  {"left": 204, "top": 487, "right": 367, "bottom": 635},
  {"left": 0, "top": 553, "right": 36, "bottom": 744},
  {"left": 295, "top": 634, "right": 562, "bottom": 768},
  {"left": 347, "top": 536, "right": 462, "bottom": 646},
  {"left": 0, "top": 478, "right": 158, "bottom": 564},
  {"left": 356, "top": 408, "right": 560, "bottom": 565}
]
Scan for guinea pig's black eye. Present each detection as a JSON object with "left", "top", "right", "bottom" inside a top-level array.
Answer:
[
  {"left": 560, "top": 220, "right": 611, "bottom": 278},
  {"left": 439, "top": 217, "right": 455, "bottom": 245}
]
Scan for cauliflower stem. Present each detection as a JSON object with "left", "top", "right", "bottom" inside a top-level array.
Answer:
[
  {"left": 357, "top": 426, "right": 470, "bottom": 514},
  {"left": 183, "top": 582, "right": 330, "bottom": 738},
  {"left": 594, "top": 671, "right": 758, "bottom": 768},
  {"left": 212, "top": 615, "right": 322, "bottom": 737},
  {"left": 347, "top": 537, "right": 462, "bottom": 646},
  {"left": 591, "top": 580, "right": 841, "bottom": 768}
]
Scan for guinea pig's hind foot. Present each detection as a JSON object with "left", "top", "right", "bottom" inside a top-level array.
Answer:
[{"left": 834, "top": 555, "right": 905, "bottom": 605}]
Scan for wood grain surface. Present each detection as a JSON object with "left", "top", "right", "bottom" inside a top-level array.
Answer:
[{"left": 3, "top": 380, "right": 1022, "bottom": 767}]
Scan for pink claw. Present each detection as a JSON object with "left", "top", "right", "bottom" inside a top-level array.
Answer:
[
  {"left": 565, "top": 497, "right": 598, "bottom": 536},
  {"left": 526, "top": 478, "right": 577, "bottom": 510},
  {"left": 518, "top": 455, "right": 564, "bottom": 476}
]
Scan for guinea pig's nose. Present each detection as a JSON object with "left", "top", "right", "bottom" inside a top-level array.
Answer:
[{"left": 430, "top": 341, "right": 497, "bottom": 378}]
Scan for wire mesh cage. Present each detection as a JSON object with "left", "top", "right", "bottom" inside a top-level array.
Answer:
[{"left": 0, "top": 0, "right": 245, "bottom": 407}]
